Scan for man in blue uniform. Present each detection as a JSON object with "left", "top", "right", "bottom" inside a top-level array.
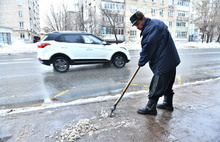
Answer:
[{"left": 130, "top": 11, "right": 180, "bottom": 115}]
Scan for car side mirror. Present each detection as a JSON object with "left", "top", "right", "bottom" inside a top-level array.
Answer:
[{"left": 102, "top": 41, "right": 108, "bottom": 45}]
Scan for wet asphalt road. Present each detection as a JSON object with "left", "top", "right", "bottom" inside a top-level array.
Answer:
[{"left": 0, "top": 48, "right": 220, "bottom": 109}]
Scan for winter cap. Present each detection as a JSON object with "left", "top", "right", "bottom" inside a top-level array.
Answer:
[{"left": 130, "top": 11, "right": 144, "bottom": 26}]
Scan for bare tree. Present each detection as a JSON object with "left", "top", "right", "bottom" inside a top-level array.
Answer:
[
  {"left": 43, "top": 2, "right": 88, "bottom": 33},
  {"left": 214, "top": 0, "right": 220, "bottom": 43},
  {"left": 217, "top": 25, "right": 220, "bottom": 43},
  {"left": 84, "top": 5, "right": 103, "bottom": 36},
  {"left": 100, "top": 5, "right": 124, "bottom": 44},
  {"left": 207, "top": 0, "right": 220, "bottom": 43},
  {"left": 66, "top": 11, "right": 84, "bottom": 31},
  {"left": 67, "top": 5, "right": 86, "bottom": 32},
  {"left": 195, "top": 0, "right": 220, "bottom": 43},
  {"left": 43, "top": 3, "right": 68, "bottom": 32}
]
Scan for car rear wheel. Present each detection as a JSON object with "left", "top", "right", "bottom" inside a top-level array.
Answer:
[
  {"left": 112, "top": 54, "right": 126, "bottom": 68},
  {"left": 53, "top": 56, "right": 70, "bottom": 72}
]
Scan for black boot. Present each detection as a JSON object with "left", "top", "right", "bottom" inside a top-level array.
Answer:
[
  {"left": 137, "top": 99, "right": 158, "bottom": 115},
  {"left": 157, "top": 94, "right": 174, "bottom": 111}
]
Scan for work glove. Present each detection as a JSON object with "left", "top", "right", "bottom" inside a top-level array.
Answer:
[{"left": 138, "top": 62, "right": 145, "bottom": 67}]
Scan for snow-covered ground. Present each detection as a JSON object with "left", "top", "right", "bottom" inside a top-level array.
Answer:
[
  {"left": 120, "top": 41, "right": 220, "bottom": 50},
  {"left": 0, "top": 43, "right": 38, "bottom": 54},
  {"left": 175, "top": 42, "right": 220, "bottom": 49},
  {"left": 0, "top": 41, "right": 220, "bottom": 54}
]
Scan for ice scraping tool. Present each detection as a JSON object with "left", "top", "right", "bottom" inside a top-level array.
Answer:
[{"left": 110, "top": 66, "right": 140, "bottom": 117}]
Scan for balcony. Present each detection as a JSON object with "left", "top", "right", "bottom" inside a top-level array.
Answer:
[
  {"left": 168, "top": 5, "right": 174, "bottom": 9},
  {"left": 177, "top": 17, "right": 189, "bottom": 21}
]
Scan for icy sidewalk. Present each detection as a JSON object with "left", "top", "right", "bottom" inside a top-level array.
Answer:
[{"left": 0, "top": 78, "right": 220, "bottom": 142}]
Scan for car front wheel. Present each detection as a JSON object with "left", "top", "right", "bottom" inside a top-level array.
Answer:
[
  {"left": 53, "top": 56, "right": 70, "bottom": 72},
  {"left": 112, "top": 54, "right": 126, "bottom": 68}
]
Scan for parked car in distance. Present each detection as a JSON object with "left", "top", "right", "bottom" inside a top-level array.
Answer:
[{"left": 37, "top": 32, "right": 130, "bottom": 72}]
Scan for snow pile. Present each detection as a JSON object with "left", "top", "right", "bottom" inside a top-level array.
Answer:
[
  {"left": 176, "top": 42, "right": 220, "bottom": 49},
  {"left": 113, "top": 41, "right": 220, "bottom": 50},
  {"left": 120, "top": 41, "right": 142, "bottom": 50},
  {"left": 0, "top": 43, "right": 37, "bottom": 54},
  {"left": 60, "top": 119, "right": 98, "bottom": 142},
  {"left": 100, "top": 107, "right": 109, "bottom": 118}
]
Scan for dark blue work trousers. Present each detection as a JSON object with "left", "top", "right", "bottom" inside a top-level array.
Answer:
[{"left": 148, "top": 69, "right": 176, "bottom": 101}]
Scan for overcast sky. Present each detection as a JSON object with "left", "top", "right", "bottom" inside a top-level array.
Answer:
[
  {"left": 38, "top": 0, "right": 74, "bottom": 29},
  {"left": 38, "top": 0, "right": 54, "bottom": 29}
]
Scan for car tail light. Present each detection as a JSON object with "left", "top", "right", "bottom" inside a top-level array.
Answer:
[{"left": 37, "top": 43, "right": 51, "bottom": 48}]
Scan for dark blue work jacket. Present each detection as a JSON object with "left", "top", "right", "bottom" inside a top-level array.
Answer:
[{"left": 139, "top": 18, "right": 180, "bottom": 75}]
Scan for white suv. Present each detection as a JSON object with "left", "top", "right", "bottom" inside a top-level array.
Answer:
[{"left": 37, "top": 32, "right": 130, "bottom": 72}]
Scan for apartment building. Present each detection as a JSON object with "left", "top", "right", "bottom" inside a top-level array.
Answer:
[
  {"left": 188, "top": 0, "right": 200, "bottom": 41},
  {"left": 83, "top": 0, "right": 199, "bottom": 43},
  {"left": 0, "top": 0, "right": 40, "bottom": 44},
  {"left": 83, "top": 0, "right": 103, "bottom": 36},
  {"left": 66, "top": 0, "right": 84, "bottom": 32},
  {"left": 83, "top": 0, "right": 126, "bottom": 42},
  {"left": 125, "top": 0, "right": 177, "bottom": 42},
  {"left": 176, "top": 0, "right": 190, "bottom": 41}
]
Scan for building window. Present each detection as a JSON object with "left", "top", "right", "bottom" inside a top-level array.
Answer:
[
  {"left": 176, "top": 31, "right": 187, "bottom": 38},
  {"left": 160, "top": 0, "right": 164, "bottom": 4},
  {"left": 177, "top": 0, "right": 189, "bottom": 6},
  {"left": 169, "top": 21, "right": 173, "bottom": 27},
  {"left": 103, "top": 2, "right": 124, "bottom": 11},
  {"left": 94, "top": 6, "right": 96, "bottom": 12},
  {"left": 20, "top": 33, "right": 25, "bottom": 38},
  {"left": 104, "top": 15, "right": 124, "bottom": 23},
  {"left": 176, "top": 21, "right": 186, "bottom": 27},
  {"left": 110, "top": 3, "right": 113, "bottom": 9},
  {"left": 169, "top": 0, "right": 174, "bottom": 5},
  {"left": 130, "top": 30, "right": 137, "bottom": 36},
  {"left": 159, "top": 9, "right": 164, "bottom": 16},
  {"left": 104, "top": 2, "right": 109, "bottom": 9},
  {"left": 17, "top": 0, "right": 22, "bottom": 5},
  {"left": 152, "top": 0, "right": 156, "bottom": 3},
  {"left": 120, "top": 16, "right": 124, "bottom": 23},
  {"left": 115, "top": 28, "right": 124, "bottom": 35},
  {"left": 106, "top": 27, "right": 113, "bottom": 34},
  {"left": 177, "top": 11, "right": 189, "bottom": 17},
  {"left": 104, "top": 16, "right": 113, "bottom": 22},
  {"left": 130, "top": 5, "right": 138, "bottom": 12},
  {"left": 18, "top": 11, "right": 23, "bottom": 17},
  {"left": 19, "top": 22, "right": 24, "bottom": 28},
  {"left": 151, "top": 8, "right": 156, "bottom": 14},
  {"left": 115, "top": 16, "right": 124, "bottom": 23},
  {"left": 0, "top": 32, "right": 12, "bottom": 45},
  {"left": 143, "top": 7, "right": 147, "bottom": 13},
  {"left": 168, "top": 11, "right": 174, "bottom": 16},
  {"left": 105, "top": 27, "right": 124, "bottom": 35},
  {"left": 117, "top": 29, "right": 124, "bottom": 35}
]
